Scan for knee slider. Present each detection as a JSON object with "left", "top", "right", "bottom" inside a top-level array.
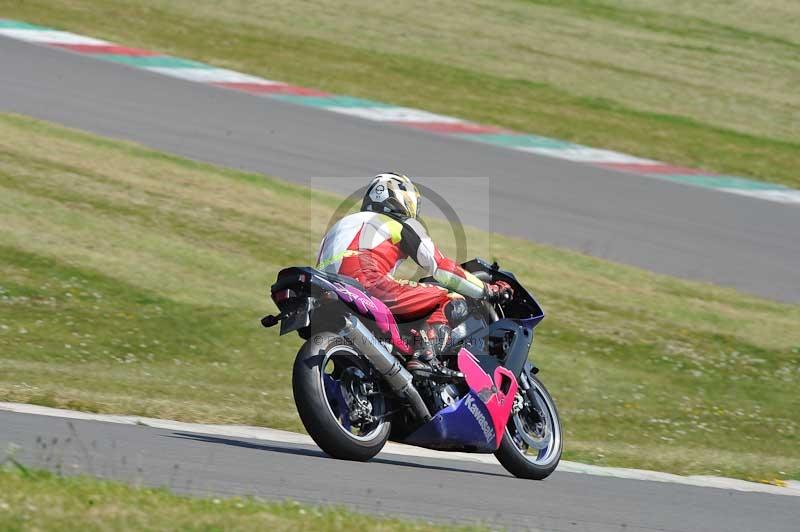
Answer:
[{"left": 444, "top": 299, "right": 468, "bottom": 326}]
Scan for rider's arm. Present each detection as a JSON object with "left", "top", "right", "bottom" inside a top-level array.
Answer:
[{"left": 399, "top": 218, "right": 486, "bottom": 299}]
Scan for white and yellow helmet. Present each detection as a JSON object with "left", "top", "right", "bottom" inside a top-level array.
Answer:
[{"left": 361, "top": 173, "right": 421, "bottom": 219}]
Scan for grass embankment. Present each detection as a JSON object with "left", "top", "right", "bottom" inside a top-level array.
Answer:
[
  {"left": 1, "top": 114, "right": 799, "bottom": 481},
  {"left": 0, "top": 465, "right": 477, "bottom": 532},
  {"left": 2, "top": 0, "right": 799, "bottom": 187}
]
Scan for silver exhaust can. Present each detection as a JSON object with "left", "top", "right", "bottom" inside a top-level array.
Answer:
[{"left": 339, "top": 315, "right": 431, "bottom": 422}]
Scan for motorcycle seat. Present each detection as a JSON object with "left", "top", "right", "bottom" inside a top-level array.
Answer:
[{"left": 313, "top": 269, "right": 369, "bottom": 293}]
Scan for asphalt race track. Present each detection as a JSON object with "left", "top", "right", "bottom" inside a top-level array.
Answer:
[
  {"left": 2, "top": 411, "right": 798, "bottom": 532},
  {"left": 1, "top": 36, "right": 799, "bottom": 302},
  {"left": 2, "top": 35, "right": 800, "bottom": 532}
]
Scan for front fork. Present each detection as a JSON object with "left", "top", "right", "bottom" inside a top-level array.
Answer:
[{"left": 515, "top": 362, "right": 544, "bottom": 423}]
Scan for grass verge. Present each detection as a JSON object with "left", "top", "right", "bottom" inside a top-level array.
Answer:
[
  {"left": 0, "top": 113, "right": 798, "bottom": 482},
  {"left": 0, "top": 465, "right": 478, "bottom": 531},
  {"left": 1, "top": 0, "right": 799, "bottom": 187}
]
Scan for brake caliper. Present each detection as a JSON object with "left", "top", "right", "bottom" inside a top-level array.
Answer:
[{"left": 511, "top": 392, "right": 525, "bottom": 415}]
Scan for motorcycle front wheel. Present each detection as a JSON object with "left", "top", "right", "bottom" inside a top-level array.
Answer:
[
  {"left": 292, "top": 331, "right": 391, "bottom": 461},
  {"left": 494, "top": 374, "right": 562, "bottom": 479}
]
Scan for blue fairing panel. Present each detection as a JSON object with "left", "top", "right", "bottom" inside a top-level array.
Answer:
[{"left": 402, "top": 391, "right": 498, "bottom": 452}]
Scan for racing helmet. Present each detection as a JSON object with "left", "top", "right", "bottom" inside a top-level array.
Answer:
[{"left": 361, "top": 173, "right": 421, "bottom": 219}]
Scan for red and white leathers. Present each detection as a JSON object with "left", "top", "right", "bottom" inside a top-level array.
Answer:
[{"left": 316, "top": 211, "right": 486, "bottom": 326}]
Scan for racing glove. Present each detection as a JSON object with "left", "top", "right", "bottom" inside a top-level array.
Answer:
[{"left": 484, "top": 280, "right": 514, "bottom": 303}]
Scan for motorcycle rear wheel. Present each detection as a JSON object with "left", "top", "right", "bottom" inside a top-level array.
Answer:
[
  {"left": 494, "top": 374, "right": 562, "bottom": 480},
  {"left": 292, "top": 331, "right": 391, "bottom": 461}
]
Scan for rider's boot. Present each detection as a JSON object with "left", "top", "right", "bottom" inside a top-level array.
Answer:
[
  {"left": 406, "top": 324, "right": 454, "bottom": 376},
  {"left": 430, "top": 323, "right": 463, "bottom": 378},
  {"left": 430, "top": 323, "right": 452, "bottom": 356},
  {"left": 406, "top": 326, "right": 437, "bottom": 376}
]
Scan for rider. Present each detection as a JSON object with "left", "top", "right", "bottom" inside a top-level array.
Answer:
[{"left": 316, "top": 173, "right": 512, "bottom": 373}]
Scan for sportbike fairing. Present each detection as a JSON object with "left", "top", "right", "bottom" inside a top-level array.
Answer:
[
  {"left": 326, "top": 279, "right": 412, "bottom": 355},
  {"left": 403, "top": 349, "right": 518, "bottom": 452}
]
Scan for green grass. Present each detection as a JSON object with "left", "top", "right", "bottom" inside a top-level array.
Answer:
[
  {"left": 1, "top": 0, "right": 799, "bottom": 187},
  {"left": 1, "top": 114, "right": 799, "bottom": 483},
  {"left": 0, "top": 465, "right": 479, "bottom": 531}
]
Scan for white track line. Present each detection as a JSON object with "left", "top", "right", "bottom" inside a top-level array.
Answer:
[
  {"left": 326, "top": 106, "right": 466, "bottom": 123},
  {"left": 515, "top": 146, "right": 659, "bottom": 164},
  {"left": 144, "top": 67, "right": 279, "bottom": 84},
  {"left": 0, "top": 29, "right": 110, "bottom": 46},
  {"left": 720, "top": 188, "right": 800, "bottom": 205},
  {"left": 1, "top": 402, "right": 797, "bottom": 497}
]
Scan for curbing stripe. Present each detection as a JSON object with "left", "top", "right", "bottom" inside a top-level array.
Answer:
[
  {"left": 0, "top": 28, "right": 109, "bottom": 45},
  {"left": 392, "top": 122, "right": 506, "bottom": 134},
  {"left": 517, "top": 146, "right": 659, "bottom": 164},
  {"left": 213, "top": 82, "right": 330, "bottom": 96},
  {"left": 1, "top": 18, "right": 798, "bottom": 205},
  {"left": 0, "top": 20, "right": 47, "bottom": 29},
  {"left": 50, "top": 43, "right": 159, "bottom": 56},
  {"left": 721, "top": 188, "right": 800, "bottom": 203},
  {"left": 656, "top": 175, "right": 789, "bottom": 191},
  {"left": 98, "top": 55, "right": 210, "bottom": 68},
  {"left": 144, "top": 66, "right": 273, "bottom": 83},
  {"left": 0, "top": 401, "right": 798, "bottom": 498},
  {"left": 326, "top": 106, "right": 466, "bottom": 123},
  {"left": 601, "top": 162, "right": 721, "bottom": 175},
  {"left": 269, "top": 94, "right": 394, "bottom": 108},
  {"left": 461, "top": 133, "right": 576, "bottom": 149}
]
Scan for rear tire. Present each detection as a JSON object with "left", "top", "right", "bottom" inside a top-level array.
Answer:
[
  {"left": 292, "top": 332, "right": 390, "bottom": 461},
  {"left": 494, "top": 375, "right": 562, "bottom": 480}
]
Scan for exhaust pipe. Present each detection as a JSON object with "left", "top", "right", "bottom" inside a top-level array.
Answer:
[{"left": 339, "top": 315, "right": 431, "bottom": 422}]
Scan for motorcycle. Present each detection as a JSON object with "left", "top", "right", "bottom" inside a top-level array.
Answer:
[{"left": 261, "top": 258, "right": 562, "bottom": 479}]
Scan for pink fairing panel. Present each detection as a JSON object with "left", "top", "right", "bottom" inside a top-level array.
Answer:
[
  {"left": 331, "top": 282, "right": 411, "bottom": 354},
  {"left": 369, "top": 295, "right": 412, "bottom": 354},
  {"left": 457, "top": 348, "right": 518, "bottom": 447}
]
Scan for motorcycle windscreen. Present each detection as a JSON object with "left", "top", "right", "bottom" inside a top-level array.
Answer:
[{"left": 403, "top": 348, "right": 518, "bottom": 452}]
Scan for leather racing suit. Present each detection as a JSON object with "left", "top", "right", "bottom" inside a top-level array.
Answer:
[{"left": 316, "top": 211, "right": 485, "bottom": 326}]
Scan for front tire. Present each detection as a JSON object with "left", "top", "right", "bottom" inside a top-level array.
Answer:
[
  {"left": 292, "top": 331, "right": 390, "bottom": 461},
  {"left": 494, "top": 375, "right": 562, "bottom": 480}
]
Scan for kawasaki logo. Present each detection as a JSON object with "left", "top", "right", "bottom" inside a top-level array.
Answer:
[{"left": 465, "top": 394, "right": 495, "bottom": 445}]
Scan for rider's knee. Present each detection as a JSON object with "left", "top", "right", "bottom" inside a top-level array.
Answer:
[{"left": 444, "top": 298, "right": 469, "bottom": 326}]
